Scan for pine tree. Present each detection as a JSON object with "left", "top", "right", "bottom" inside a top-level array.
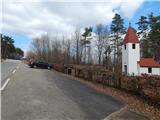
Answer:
[
  {"left": 110, "top": 13, "right": 125, "bottom": 88},
  {"left": 136, "top": 16, "right": 152, "bottom": 58},
  {"left": 110, "top": 13, "right": 125, "bottom": 66},
  {"left": 80, "top": 27, "right": 92, "bottom": 64},
  {"left": 137, "top": 16, "right": 148, "bottom": 32},
  {"left": 1, "top": 35, "right": 15, "bottom": 58},
  {"left": 148, "top": 13, "right": 160, "bottom": 61}
]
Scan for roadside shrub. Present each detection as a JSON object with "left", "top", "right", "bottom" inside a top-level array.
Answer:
[{"left": 55, "top": 64, "right": 160, "bottom": 107}]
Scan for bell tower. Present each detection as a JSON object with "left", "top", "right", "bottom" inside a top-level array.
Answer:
[{"left": 122, "top": 26, "right": 140, "bottom": 75}]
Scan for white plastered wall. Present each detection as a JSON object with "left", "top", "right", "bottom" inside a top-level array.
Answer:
[
  {"left": 122, "top": 43, "right": 140, "bottom": 75},
  {"left": 139, "top": 67, "right": 160, "bottom": 75}
]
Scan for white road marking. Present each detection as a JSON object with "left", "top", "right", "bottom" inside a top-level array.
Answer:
[
  {"left": 1, "top": 62, "right": 20, "bottom": 91},
  {"left": 0, "top": 78, "right": 10, "bottom": 91},
  {"left": 103, "top": 107, "right": 127, "bottom": 120},
  {"left": 12, "top": 69, "right": 16, "bottom": 74}
]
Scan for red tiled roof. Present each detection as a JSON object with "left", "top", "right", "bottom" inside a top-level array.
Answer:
[
  {"left": 123, "top": 27, "right": 139, "bottom": 44},
  {"left": 137, "top": 58, "right": 160, "bottom": 67}
]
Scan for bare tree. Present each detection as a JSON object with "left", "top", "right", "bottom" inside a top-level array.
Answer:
[
  {"left": 87, "top": 45, "right": 92, "bottom": 64},
  {"left": 31, "top": 34, "right": 51, "bottom": 61},
  {"left": 102, "top": 27, "right": 112, "bottom": 68},
  {"left": 65, "top": 39, "right": 71, "bottom": 64},
  {"left": 74, "top": 29, "right": 81, "bottom": 64},
  {"left": 31, "top": 38, "right": 42, "bottom": 59},
  {"left": 50, "top": 36, "right": 63, "bottom": 63},
  {"left": 26, "top": 50, "right": 36, "bottom": 60},
  {"left": 95, "top": 24, "right": 107, "bottom": 65}
]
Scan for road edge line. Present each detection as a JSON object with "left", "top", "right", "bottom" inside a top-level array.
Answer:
[
  {"left": 103, "top": 106, "right": 127, "bottom": 120},
  {"left": 1, "top": 63, "right": 20, "bottom": 91},
  {"left": 12, "top": 69, "right": 16, "bottom": 74},
  {"left": 0, "top": 78, "right": 10, "bottom": 91}
]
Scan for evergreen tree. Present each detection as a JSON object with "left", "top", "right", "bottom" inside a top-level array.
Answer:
[
  {"left": 80, "top": 27, "right": 92, "bottom": 64},
  {"left": 16, "top": 48, "right": 24, "bottom": 57},
  {"left": 110, "top": 13, "right": 125, "bottom": 66},
  {"left": 148, "top": 13, "right": 160, "bottom": 61},
  {"left": 1, "top": 35, "right": 15, "bottom": 58},
  {"left": 137, "top": 16, "right": 148, "bottom": 33},
  {"left": 136, "top": 16, "right": 152, "bottom": 58},
  {"left": 110, "top": 13, "right": 125, "bottom": 88},
  {"left": 1, "top": 34, "right": 24, "bottom": 59},
  {"left": 81, "top": 27, "right": 92, "bottom": 45}
]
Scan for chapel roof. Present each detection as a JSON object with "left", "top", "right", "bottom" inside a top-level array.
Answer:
[
  {"left": 123, "top": 27, "right": 139, "bottom": 44},
  {"left": 137, "top": 58, "right": 160, "bottom": 67}
]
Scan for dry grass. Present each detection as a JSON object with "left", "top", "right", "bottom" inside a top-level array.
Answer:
[{"left": 60, "top": 73, "right": 160, "bottom": 120}]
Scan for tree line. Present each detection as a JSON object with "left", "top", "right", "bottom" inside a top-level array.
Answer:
[
  {"left": 27, "top": 12, "right": 160, "bottom": 69},
  {"left": 1, "top": 34, "right": 24, "bottom": 59},
  {"left": 136, "top": 12, "right": 160, "bottom": 62}
]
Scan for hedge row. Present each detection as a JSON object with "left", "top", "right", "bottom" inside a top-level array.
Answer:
[{"left": 53, "top": 64, "right": 160, "bottom": 107}]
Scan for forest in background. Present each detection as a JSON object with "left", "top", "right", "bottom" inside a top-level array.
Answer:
[
  {"left": 1, "top": 34, "right": 24, "bottom": 59},
  {"left": 27, "top": 12, "right": 160, "bottom": 70}
]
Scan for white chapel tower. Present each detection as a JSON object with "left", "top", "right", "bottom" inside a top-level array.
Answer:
[{"left": 122, "top": 26, "right": 140, "bottom": 75}]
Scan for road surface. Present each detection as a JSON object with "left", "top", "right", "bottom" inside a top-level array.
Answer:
[
  {"left": 2, "top": 63, "right": 124, "bottom": 120},
  {"left": 1, "top": 59, "right": 20, "bottom": 88}
]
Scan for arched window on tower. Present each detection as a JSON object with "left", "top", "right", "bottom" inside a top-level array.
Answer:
[{"left": 132, "top": 44, "right": 136, "bottom": 49}]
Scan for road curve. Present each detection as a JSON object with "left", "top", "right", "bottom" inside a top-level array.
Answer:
[{"left": 2, "top": 63, "right": 123, "bottom": 120}]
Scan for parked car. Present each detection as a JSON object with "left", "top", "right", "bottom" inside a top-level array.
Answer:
[{"left": 29, "top": 60, "right": 52, "bottom": 69}]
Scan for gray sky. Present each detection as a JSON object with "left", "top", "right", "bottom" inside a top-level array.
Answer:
[{"left": 1, "top": 0, "right": 144, "bottom": 38}]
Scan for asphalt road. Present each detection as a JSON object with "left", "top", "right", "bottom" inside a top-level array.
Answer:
[
  {"left": 1, "top": 59, "right": 20, "bottom": 87},
  {"left": 2, "top": 63, "right": 124, "bottom": 120}
]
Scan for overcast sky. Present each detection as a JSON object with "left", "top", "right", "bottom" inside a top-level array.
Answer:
[
  {"left": 1, "top": 0, "right": 159, "bottom": 53},
  {"left": 2, "top": 0, "right": 145, "bottom": 37}
]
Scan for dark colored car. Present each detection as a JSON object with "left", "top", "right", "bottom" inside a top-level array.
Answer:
[{"left": 29, "top": 60, "right": 52, "bottom": 69}]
